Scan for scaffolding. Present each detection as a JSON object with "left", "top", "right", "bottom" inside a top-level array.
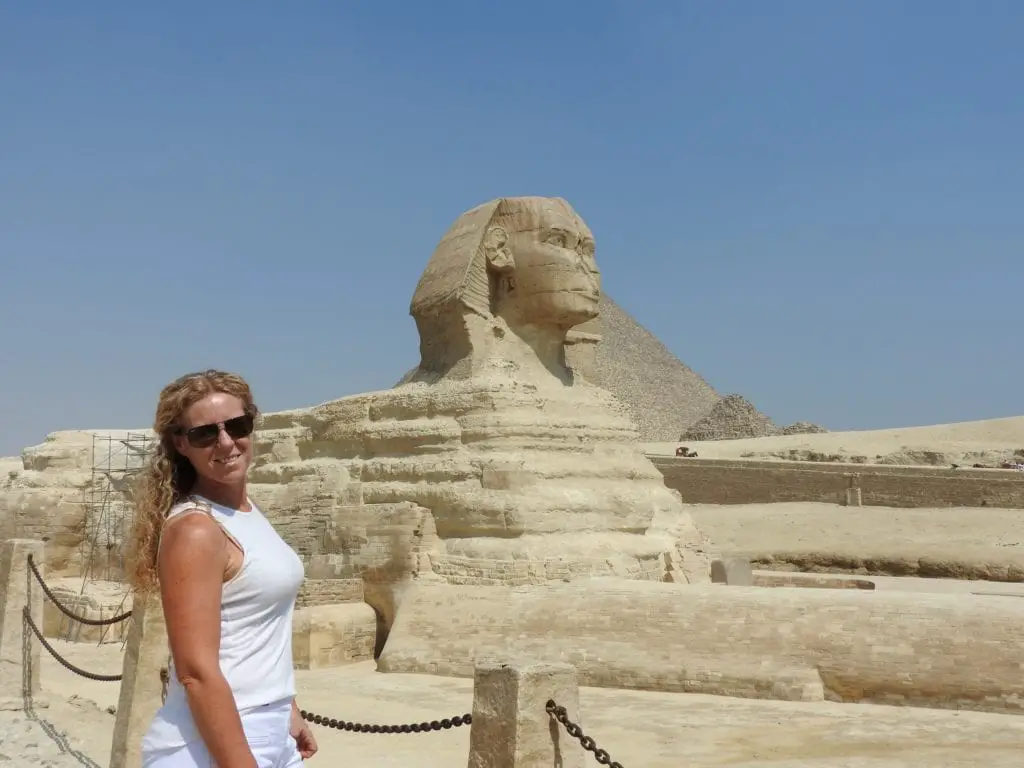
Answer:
[
  {"left": 79, "top": 432, "right": 153, "bottom": 586},
  {"left": 55, "top": 432, "right": 153, "bottom": 644}
]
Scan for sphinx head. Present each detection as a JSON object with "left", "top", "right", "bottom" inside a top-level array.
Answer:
[
  {"left": 484, "top": 197, "right": 600, "bottom": 327},
  {"left": 409, "top": 197, "right": 601, "bottom": 377}
]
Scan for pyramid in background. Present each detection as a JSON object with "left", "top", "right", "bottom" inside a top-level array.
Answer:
[{"left": 585, "top": 294, "right": 727, "bottom": 441}]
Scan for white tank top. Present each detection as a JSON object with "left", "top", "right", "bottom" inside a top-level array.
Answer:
[{"left": 142, "top": 495, "right": 305, "bottom": 750}]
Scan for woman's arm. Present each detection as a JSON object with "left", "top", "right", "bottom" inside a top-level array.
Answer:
[
  {"left": 159, "top": 514, "right": 256, "bottom": 768},
  {"left": 290, "top": 696, "right": 318, "bottom": 758}
]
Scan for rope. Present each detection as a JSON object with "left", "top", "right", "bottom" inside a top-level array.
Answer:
[
  {"left": 22, "top": 607, "right": 123, "bottom": 682},
  {"left": 300, "top": 709, "right": 472, "bottom": 734},
  {"left": 27, "top": 554, "right": 132, "bottom": 627}
]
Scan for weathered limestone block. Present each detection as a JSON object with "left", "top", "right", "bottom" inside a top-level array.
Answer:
[
  {"left": 20, "top": 432, "right": 95, "bottom": 472},
  {"left": 710, "top": 557, "right": 753, "bottom": 586},
  {"left": 0, "top": 477, "right": 90, "bottom": 575},
  {"left": 296, "top": 578, "right": 364, "bottom": 608},
  {"left": 378, "top": 580, "right": 1024, "bottom": 713},
  {"left": 319, "top": 502, "right": 441, "bottom": 582},
  {"left": 467, "top": 661, "right": 583, "bottom": 768},
  {"left": 249, "top": 458, "right": 362, "bottom": 559},
  {"left": 111, "top": 594, "right": 167, "bottom": 768},
  {"left": 309, "top": 502, "right": 444, "bottom": 636},
  {"left": 292, "top": 603, "right": 377, "bottom": 669},
  {"left": 0, "top": 539, "right": 43, "bottom": 695}
]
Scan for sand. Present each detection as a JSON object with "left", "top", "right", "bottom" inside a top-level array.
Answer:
[
  {"left": 645, "top": 415, "right": 1024, "bottom": 466},
  {"left": 1, "top": 645, "right": 1022, "bottom": 768}
]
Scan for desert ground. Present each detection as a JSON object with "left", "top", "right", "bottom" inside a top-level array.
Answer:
[
  {"left": 5, "top": 640, "right": 1024, "bottom": 768},
  {"left": 645, "top": 415, "right": 1024, "bottom": 467}
]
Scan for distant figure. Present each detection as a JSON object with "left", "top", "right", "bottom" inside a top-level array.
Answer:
[{"left": 675, "top": 446, "right": 698, "bottom": 458}]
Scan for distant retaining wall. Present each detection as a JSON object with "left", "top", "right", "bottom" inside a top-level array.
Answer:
[{"left": 649, "top": 457, "right": 1024, "bottom": 509}]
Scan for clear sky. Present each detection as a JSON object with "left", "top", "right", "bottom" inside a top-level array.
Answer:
[{"left": 2, "top": 1, "right": 1022, "bottom": 456}]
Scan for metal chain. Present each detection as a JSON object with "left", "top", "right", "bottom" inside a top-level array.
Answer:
[
  {"left": 300, "top": 709, "right": 472, "bottom": 734},
  {"left": 27, "top": 554, "right": 132, "bottom": 627},
  {"left": 546, "top": 700, "right": 624, "bottom": 768},
  {"left": 22, "top": 607, "right": 123, "bottom": 682}
]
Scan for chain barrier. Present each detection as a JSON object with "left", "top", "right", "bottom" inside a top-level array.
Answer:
[
  {"left": 299, "top": 708, "right": 472, "bottom": 734},
  {"left": 546, "top": 700, "right": 624, "bottom": 767},
  {"left": 27, "top": 554, "right": 132, "bottom": 627},
  {"left": 22, "top": 606, "right": 123, "bottom": 682}
]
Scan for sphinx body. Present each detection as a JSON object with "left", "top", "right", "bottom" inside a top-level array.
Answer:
[{"left": 247, "top": 198, "right": 713, "bottom": 617}]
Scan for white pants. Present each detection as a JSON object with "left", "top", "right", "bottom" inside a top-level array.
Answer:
[{"left": 142, "top": 699, "right": 303, "bottom": 768}]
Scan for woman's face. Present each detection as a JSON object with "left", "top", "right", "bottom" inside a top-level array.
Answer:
[{"left": 172, "top": 392, "right": 254, "bottom": 485}]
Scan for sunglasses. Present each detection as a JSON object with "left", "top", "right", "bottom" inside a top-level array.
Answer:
[{"left": 176, "top": 413, "right": 255, "bottom": 448}]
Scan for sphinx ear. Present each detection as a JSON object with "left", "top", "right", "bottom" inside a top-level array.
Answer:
[{"left": 483, "top": 226, "right": 515, "bottom": 272}]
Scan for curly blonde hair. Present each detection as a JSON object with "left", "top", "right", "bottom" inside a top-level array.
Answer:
[{"left": 126, "top": 370, "right": 259, "bottom": 594}]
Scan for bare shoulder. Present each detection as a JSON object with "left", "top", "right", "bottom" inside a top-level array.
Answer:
[{"left": 159, "top": 512, "right": 226, "bottom": 569}]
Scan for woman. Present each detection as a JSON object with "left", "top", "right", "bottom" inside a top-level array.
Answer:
[{"left": 128, "top": 370, "right": 318, "bottom": 768}]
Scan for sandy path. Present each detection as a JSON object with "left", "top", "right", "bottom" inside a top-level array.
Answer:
[{"left": 4, "top": 645, "right": 1019, "bottom": 767}]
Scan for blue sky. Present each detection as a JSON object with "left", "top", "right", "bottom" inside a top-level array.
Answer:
[{"left": 2, "top": 1, "right": 1022, "bottom": 456}]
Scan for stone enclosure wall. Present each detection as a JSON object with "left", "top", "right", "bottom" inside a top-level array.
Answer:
[
  {"left": 378, "top": 580, "right": 1024, "bottom": 713},
  {"left": 650, "top": 457, "right": 1024, "bottom": 509}
]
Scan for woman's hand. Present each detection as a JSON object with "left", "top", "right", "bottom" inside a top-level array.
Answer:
[{"left": 290, "top": 701, "right": 318, "bottom": 759}]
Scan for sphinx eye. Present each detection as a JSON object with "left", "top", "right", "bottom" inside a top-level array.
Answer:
[{"left": 544, "top": 230, "right": 569, "bottom": 248}]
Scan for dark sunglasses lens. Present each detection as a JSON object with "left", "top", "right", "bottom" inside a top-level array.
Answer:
[
  {"left": 184, "top": 414, "right": 254, "bottom": 447},
  {"left": 186, "top": 425, "right": 220, "bottom": 447},
  {"left": 223, "top": 414, "right": 255, "bottom": 439}
]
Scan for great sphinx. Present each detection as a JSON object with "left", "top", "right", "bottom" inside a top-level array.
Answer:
[{"left": 247, "top": 197, "right": 713, "bottom": 630}]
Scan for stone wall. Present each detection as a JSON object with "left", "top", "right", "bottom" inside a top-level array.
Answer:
[
  {"left": 650, "top": 457, "right": 1024, "bottom": 509},
  {"left": 0, "top": 484, "right": 91, "bottom": 574},
  {"left": 378, "top": 580, "right": 1024, "bottom": 713},
  {"left": 296, "top": 578, "right": 364, "bottom": 609}
]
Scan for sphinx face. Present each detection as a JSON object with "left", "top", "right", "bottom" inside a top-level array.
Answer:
[{"left": 503, "top": 200, "right": 600, "bottom": 328}]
